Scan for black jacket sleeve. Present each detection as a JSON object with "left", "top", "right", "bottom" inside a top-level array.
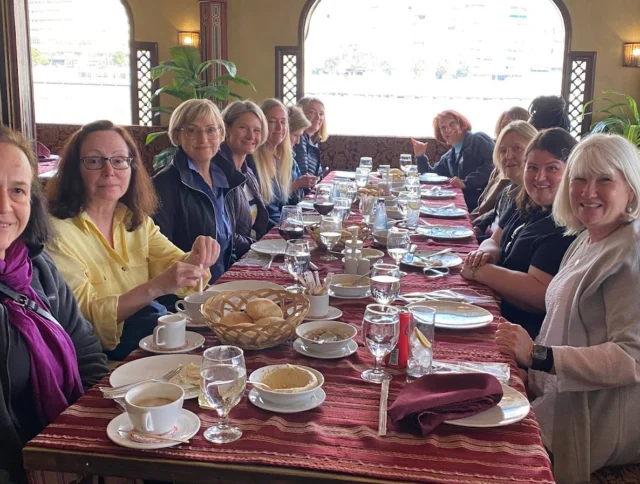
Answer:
[
  {"left": 462, "top": 133, "right": 495, "bottom": 190},
  {"left": 152, "top": 169, "right": 177, "bottom": 243},
  {"left": 419, "top": 151, "right": 455, "bottom": 177}
]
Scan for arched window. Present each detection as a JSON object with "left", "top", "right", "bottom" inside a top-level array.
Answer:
[
  {"left": 28, "top": 0, "right": 133, "bottom": 125},
  {"left": 302, "top": 0, "right": 567, "bottom": 137}
]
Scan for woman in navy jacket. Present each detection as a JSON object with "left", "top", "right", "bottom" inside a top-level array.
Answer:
[{"left": 412, "top": 110, "right": 495, "bottom": 211}]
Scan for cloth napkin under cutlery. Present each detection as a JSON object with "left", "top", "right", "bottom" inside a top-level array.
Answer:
[{"left": 388, "top": 373, "right": 503, "bottom": 435}]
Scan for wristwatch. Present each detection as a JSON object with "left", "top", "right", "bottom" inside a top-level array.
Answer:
[{"left": 530, "top": 344, "right": 554, "bottom": 373}]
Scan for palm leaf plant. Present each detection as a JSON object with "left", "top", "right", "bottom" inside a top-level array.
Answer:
[
  {"left": 583, "top": 90, "right": 640, "bottom": 148},
  {"left": 145, "top": 45, "right": 255, "bottom": 171}
]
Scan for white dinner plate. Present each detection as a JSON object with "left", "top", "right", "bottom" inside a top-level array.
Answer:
[
  {"left": 444, "top": 385, "right": 530, "bottom": 427},
  {"left": 421, "top": 189, "right": 456, "bottom": 200},
  {"left": 248, "top": 387, "right": 326, "bottom": 413},
  {"left": 138, "top": 331, "right": 205, "bottom": 354},
  {"left": 297, "top": 200, "right": 315, "bottom": 211},
  {"left": 212, "top": 280, "right": 284, "bottom": 292},
  {"left": 415, "top": 225, "right": 474, "bottom": 240},
  {"left": 401, "top": 250, "right": 463, "bottom": 269},
  {"left": 420, "top": 206, "right": 468, "bottom": 219},
  {"left": 109, "top": 354, "right": 203, "bottom": 399},
  {"left": 407, "top": 301, "right": 493, "bottom": 330},
  {"left": 250, "top": 239, "right": 289, "bottom": 256},
  {"left": 107, "top": 409, "right": 200, "bottom": 449},
  {"left": 333, "top": 171, "right": 356, "bottom": 180},
  {"left": 293, "top": 338, "right": 358, "bottom": 359},
  {"left": 419, "top": 173, "right": 449, "bottom": 184}
]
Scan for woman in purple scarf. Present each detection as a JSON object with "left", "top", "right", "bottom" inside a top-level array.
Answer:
[{"left": 0, "top": 127, "right": 108, "bottom": 484}]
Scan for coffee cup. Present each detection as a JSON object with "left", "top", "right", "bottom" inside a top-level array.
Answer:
[
  {"left": 307, "top": 294, "right": 329, "bottom": 318},
  {"left": 153, "top": 313, "right": 187, "bottom": 349},
  {"left": 175, "top": 290, "right": 219, "bottom": 322},
  {"left": 125, "top": 382, "right": 184, "bottom": 435}
]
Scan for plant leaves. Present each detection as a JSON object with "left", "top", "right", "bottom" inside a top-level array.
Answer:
[
  {"left": 168, "top": 45, "right": 201, "bottom": 71},
  {"left": 212, "top": 74, "right": 255, "bottom": 89},
  {"left": 145, "top": 131, "right": 168, "bottom": 145},
  {"left": 212, "top": 59, "right": 237, "bottom": 77},
  {"left": 152, "top": 147, "right": 177, "bottom": 172}
]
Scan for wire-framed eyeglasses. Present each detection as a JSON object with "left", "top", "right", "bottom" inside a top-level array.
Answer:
[
  {"left": 81, "top": 156, "right": 132, "bottom": 170},
  {"left": 180, "top": 126, "right": 222, "bottom": 140}
]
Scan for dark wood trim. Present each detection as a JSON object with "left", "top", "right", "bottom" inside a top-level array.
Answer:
[
  {"left": 200, "top": 0, "right": 229, "bottom": 85},
  {"left": 275, "top": 45, "right": 301, "bottom": 101},
  {"left": 563, "top": 51, "right": 597, "bottom": 136},
  {"left": 0, "top": 0, "right": 35, "bottom": 139},
  {"left": 552, "top": 0, "right": 573, "bottom": 96}
]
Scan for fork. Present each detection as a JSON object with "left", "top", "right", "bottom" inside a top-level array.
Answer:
[
  {"left": 100, "top": 365, "right": 184, "bottom": 399},
  {"left": 262, "top": 253, "right": 276, "bottom": 271}
]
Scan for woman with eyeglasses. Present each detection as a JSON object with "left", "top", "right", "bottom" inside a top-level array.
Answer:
[
  {"left": 46, "top": 120, "right": 219, "bottom": 360},
  {"left": 462, "top": 129, "right": 577, "bottom": 339},
  {"left": 154, "top": 99, "right": 243, "bottom": 283}
]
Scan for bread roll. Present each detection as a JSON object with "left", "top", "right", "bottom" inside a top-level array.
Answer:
[
  {"left": 219, "top": 311, "right": 253, "bottom": 326},
  {"left": 253, "top": 316, "right": 286, "bottom": 327},
  {"left": 245, "top": 298, "right": 283, "bottom": 320}
]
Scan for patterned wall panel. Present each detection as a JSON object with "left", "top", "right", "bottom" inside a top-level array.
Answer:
[
  {"left": 563, "top": 51, "right": 596, "bottom": 138},
  {"left": 275, "top": 47, "right": 300, "bottom": 104},
  {"left": 132, "top": 42, "right": 159, "bottom": 126},
  {"left": 200, "top": 0, "right": 228, "bottom": 84}
]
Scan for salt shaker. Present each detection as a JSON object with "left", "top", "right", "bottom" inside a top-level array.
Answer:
[
  {"left": 357, "top": 257, "right": 371, "bottom": 275},
  {"left": 344, "top": 244, "right": 359, "bottom": 275}
]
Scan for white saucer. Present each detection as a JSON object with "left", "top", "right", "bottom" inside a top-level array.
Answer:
[
  {"left": 139, "top": 331, "right": 206, "bottom": 354},
  {"left": 248, "top": 387, "right": 326, "bottom": 413},
  {"left": 185, "top": 317, "right": 208, "bottom": 329},
  {"left": 328, "top": 289, "right": 371, "bottom": 300},
  {"left": 106, "top": 409, "right": 200, "bottom": 449},
  {"left": 304, "top": 306, "right": 343, "bottom": 321},
  {"left": 293, "top": 338, "right": 358, "bottom": 359}
]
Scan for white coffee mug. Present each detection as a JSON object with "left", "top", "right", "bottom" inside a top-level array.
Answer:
[
  {"left": 125, "top": 382, "right": 184, "bottom": 435},
  {"left": 175, "top": 290, "right": 219, "bottom": 323},
  {"left": 307, "top": 294, "right": 329, "bottom": 318},
  {"left": 153, "top": 313, "right": 187, "bottom": 349}
]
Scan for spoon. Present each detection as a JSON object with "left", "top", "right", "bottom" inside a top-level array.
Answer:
[
  {"left": 262, "top": 253, "right": 277, "bottom": 271},
  {"left": 248, "top": 381, "right": 274, "bottom": 390},
  {"left": 341, "top": 270, "right": 372, "bottom": 287}
]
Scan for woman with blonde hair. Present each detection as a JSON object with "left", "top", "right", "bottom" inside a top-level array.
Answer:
[
  {"left": 250, "top": 98, "right": 294, "bottom": 228},
  {"left": 288, "top": 105, "right": 318, "bottom": 203},
  {"left": 295, "top": 96, "right": 327, "bottom": 177},
  {"left": 497, "top": 134, "right": 640, "bottom": 481}
]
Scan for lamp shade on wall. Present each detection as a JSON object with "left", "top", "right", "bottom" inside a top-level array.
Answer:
[
  {"left": 623, "top": 43, "right": 640, "bottom": 67},
  {"left": 178, "top": 32, "right": 200, "bottom": 48}
]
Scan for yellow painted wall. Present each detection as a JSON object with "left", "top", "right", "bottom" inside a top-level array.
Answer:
[{"left": 128, "top": 0, "right": 640, "bottom": 115}]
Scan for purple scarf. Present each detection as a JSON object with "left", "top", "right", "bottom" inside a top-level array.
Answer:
[{"left": 1, "top": 240, "right": 83, "bottom": 425}]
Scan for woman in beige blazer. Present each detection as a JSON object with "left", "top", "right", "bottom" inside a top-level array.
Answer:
[{"left": 496, "top": 133, "right": 640, "bottom": 483}]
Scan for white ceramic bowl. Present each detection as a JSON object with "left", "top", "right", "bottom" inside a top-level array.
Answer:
[
  {"left": 366, "top": 219, "right": 398, "bottom": 230},
  {"left": 386, "top": 208, "right": 406, "bottom": 220},
  {"left": 329, "top": 274, "right": 371, "bottom": 297},
  {"left": 296, "top": 321, "right": 357, "bottom": 353},
  {"left": 249, "top": 364, "right": 324, "bottom": 405},
  {"left": 372, "top": 230, "right": 389, "bottom": 246}
]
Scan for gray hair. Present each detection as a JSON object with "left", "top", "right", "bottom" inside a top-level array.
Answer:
[
  {"left": 221, "top": 100, "right": 268, "bottom": 146},
  {"left": 553, "top": 133, "right": 640, "bottom": 234},
  {"left": 168, "top": 99, "right": 226, "bottom": 146}
]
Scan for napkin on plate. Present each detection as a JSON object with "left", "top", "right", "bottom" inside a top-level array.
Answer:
[{"left": 388, "top": 373, "right": 503, "bottom": 435}]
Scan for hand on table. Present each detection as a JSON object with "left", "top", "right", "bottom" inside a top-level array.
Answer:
[
  {"left": 464, "top": 249, "right": 495, "bottom": 270},
  {"left": 449, "top": 177, "right": 466, "bottom": 189},
  {"left": 292, "top": 174, "right": 318, "bottom": 190},
  {"left": 495, "top": 320, "right": 534, "bottom": 368}
]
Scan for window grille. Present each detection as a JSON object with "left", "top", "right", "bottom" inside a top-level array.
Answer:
[
  {"left": 131, "top": 41, "right": 159, "bottom": 126},
  {"left": 563, "top": 52, "right": 596, "bottom": 138}
]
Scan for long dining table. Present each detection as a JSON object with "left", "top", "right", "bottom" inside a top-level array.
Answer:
[{"left": 23, "top": 172, "right": 555, "bottom": 484}]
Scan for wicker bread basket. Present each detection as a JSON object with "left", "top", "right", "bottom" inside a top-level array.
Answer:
[
  {"left": 201, "top": 289, "right": 310, "bottom": 350},
  {"left": 305, "top": 222, "right": 371, "bottom": 249}
]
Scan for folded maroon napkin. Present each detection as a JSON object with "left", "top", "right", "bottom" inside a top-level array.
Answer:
[{"left": 388, "top": 373, "right": 503, "bottom": 435}]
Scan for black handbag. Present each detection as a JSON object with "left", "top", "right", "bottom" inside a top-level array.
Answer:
[{"left": 0, "top": 281, "right": 60, "bottom": 325}]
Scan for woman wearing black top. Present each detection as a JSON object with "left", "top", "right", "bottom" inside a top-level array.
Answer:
[{"left": 462, "top": 129, "right": 578, "bottom": 338}]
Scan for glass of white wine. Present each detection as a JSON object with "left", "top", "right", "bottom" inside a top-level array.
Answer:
[
  {"left": 361, "top": 304, "right": 400, "bottom": 383},
  {"left": 370, "top": 262, "right": 401, "bottom": 304},
  {"left": 319, "top": 216, "right": 342, "bottom": 261},
  {"left": 386, "top": 228, "right": 410, "bottom": 276},
  {"left": 200, "top": 346, "right": 246, "bottom": 444}
]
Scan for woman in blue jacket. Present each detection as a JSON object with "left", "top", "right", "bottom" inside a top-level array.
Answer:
[{"left": 412, "top": 110, "right": 495, "bottom": 211}]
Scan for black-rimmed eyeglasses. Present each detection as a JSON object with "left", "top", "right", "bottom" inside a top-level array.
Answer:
[{"left": 81, "top": 156, "right": 133, "bottom": 170}]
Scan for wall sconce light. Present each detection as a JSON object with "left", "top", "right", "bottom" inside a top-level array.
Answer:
[
  {"left": 623, "top": 43, "right": 640, "bottom": 67},
  {"left": 178, "top": 32, "right": 200, "bottom": 48}
]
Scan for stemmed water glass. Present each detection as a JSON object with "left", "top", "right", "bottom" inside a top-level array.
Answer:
[
  {"left": 370, "top": 262, "right": 401, "bottom": 304},
  {"left": 361, "top": 304, "right": 400, "bottom": 383},
  {"left": 405, "top": 173, "right": 420, "bottom": 196},
  {"left": 359, "top": 157, "right": 373, "bottom": 175},
  {"left": 332, "top": 197, "right": 351, "bottom": 222},
  {"left": 319, "top": 216, "right": 342, "bottom": 261},
  {"left": 200, "top": 346, "right": 246, "bottom": 443},
  {"left": 399, "top": 154, "right": 412, "bottom": 175},
  {"left": 284, "top": 239, "right": 311, "bottom": 288},
  {"left": 355, "top": 167, "right": 370, "bottom": 188},
  {"left": 386, "top": 228, "right": 410, "bottom": 276}
]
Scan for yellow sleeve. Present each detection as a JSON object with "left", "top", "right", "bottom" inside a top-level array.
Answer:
[
  {"left": 46, "top": 240, "right": 121, "bottom": 351},
  {"left": 145, "top": 217, "right": 211, "bottom": 297}
]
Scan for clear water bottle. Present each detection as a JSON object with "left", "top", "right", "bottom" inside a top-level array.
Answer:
[{"left": 373, "top": 197, "right": 388, "bottom": 232}]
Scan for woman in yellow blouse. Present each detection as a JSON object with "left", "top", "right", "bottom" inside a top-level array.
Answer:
[{"left": 46, "top": 120, "right": 220, "bottom": 359}]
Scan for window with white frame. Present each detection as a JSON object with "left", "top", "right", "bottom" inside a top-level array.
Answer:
[{"left": 304, "top": 0, "right": 566, "bottom": 137}]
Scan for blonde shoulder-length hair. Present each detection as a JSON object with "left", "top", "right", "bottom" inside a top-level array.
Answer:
[
  {"left": 253, "top": 98, "right": 293, "bottom": 204},
  {"left": 553, "top": 133, "right": 640, "bottom": 235},
  {"left": 221, "top": 100, "right": 269, "bottom": 147},
  {"left": 493, "top": 120, "right": 538, "bottom": 178},
  {"left": 168, "top": 99, "right": 225, "bottom": 146},
  {"left": 298, "top": 96, "right": 328, "bottom": 144}
]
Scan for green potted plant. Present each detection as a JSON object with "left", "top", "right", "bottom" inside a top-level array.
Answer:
[
  {"left": 583, "top": 90, "right": 640, "bottom": 148},
  {"left": 145, "top": 45, "right": 255, "bottom": 171}
]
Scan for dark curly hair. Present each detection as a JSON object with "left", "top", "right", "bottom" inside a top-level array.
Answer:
[
  {"left": 46, "top": 120, "right": 158, "bottom": 231},
  {"left": 528, "top": 95, "right": 571, "bottom": 131}
]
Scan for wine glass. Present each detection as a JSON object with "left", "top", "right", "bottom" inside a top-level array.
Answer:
[
  {"left": 313, "top": 184, "right": 334, "bottom": 216},
  {"left": 278, "top": 205, "right": 304, "bottom": 241},
  {"left": 370, "top": 262, "right": 401, "bottom": 304},
  {"left": 319, "top": 216, "right": 342, "bottom": 261},
  {"left": 200, "top": 346, "right": 246, "bottom": 443},
  {"left": 355, "top": 167, "right": 369, "bottom": 188},
  {"left": 386, "top": 228, "right": 410, "bottom": 276},
  {"left": 332, "top": 197, "right": 351, "bottom": 222},
  {"left": 399, "top": 154, "right": 412, "bottom": 175},
  {"left": 359, "top": 157, "right": 373, "bottom": 175},
  {"left": 284, "top": 239, "right": 310, "bottom": 288},
  {"left": 361, "top": 304, "right": 400, "bottom": 383}
]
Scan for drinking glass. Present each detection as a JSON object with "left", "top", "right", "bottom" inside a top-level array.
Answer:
[
  {"left": 359, "top": 195, "right": 375, "bottom": 224},
  {"left": 201, "top": 346, "right": 246, "bottom": 443},
  {"left": 407, "top": 165, "right": 419, "bottom": 178},
  {"left": 284, "top": 239, "right": 311, "bottom": 288},
  {"left": 319, "top": 216, "right": 342, "bottom": 261},
  {"left": 370, "top": 262, "right": 401, "bottom": 304},
  {"left": 407, "top": 305, "right": 436, "bottom": 382},
  {"left": 313, "top": 184, "right": 334, "bottom": 216},
  {"left": 332, "top": 197, "right": 351, "bottom": 222},
  {"left": 359, "top": 157, "right": 373, "bottom": 175},
  {"left": 333, "top": 180, "right": 349, "bottom": 199},
  {"left": 278, "top": 205, "right": 304, "bottom": 241},
  {"left": 355, "top": 167, "right": 369, "bottom": 188},
  {"left": 379, "top": 165, "right": 391, "bottom": 178},
  {"left": 396, "top": 191, "right": 411, "bottom": 217},
  {"left": 345, "top": 181, "right": 358, "bottom": 206},
  {"left": 399, "top": 154, "right": 412, "bottom": 175},
  {"left": 361, "top": 304, "right": 400, "bottom": 383},
  {"left": 386, "top": 228, "right": 410, "bottom": 276},
  {"left": 405, "top": 174, "right": 421, "bottom": 196}
]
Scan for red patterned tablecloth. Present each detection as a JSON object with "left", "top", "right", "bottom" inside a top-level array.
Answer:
[{"left": 24, "top": 173, "right": 554, "bottom": 484}]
